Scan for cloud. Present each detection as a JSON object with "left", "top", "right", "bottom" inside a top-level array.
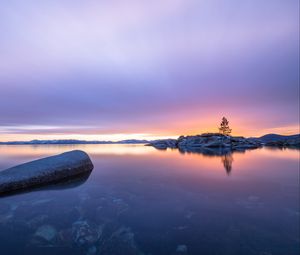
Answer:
[{"left": 0, "top": 0, "right": 298, "bottom": 138}]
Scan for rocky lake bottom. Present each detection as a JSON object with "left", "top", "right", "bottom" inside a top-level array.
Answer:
[{"left": 0, "top": 144, "right": 299, "bottom": 255}]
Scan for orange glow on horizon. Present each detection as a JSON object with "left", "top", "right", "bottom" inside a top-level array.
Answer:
[{"left": 0, "top": 116, "right": 298, "bottom": 142}]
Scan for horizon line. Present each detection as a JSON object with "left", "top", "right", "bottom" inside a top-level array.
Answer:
[{"left": 1, "top": 132, "right": 299, "bottom": 143}]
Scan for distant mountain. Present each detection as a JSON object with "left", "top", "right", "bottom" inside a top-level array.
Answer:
[
  {"left": 117, "top": 139, "right": 149, "bottom": 144},
  {"left": 1, "top": 134, "right": 299, "bottom": 147},
  {"left": 257, "top": 134, "right": 300, "bottom": 143},
  {"left": 0, "top": 139, "right": 150, "bottom": 145}
]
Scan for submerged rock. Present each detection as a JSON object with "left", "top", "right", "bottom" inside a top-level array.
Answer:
[
  {"left": 98, "top": 226, "right": 142, "bottom": 255},
  {"left": 72, "top": 220, "right": 102, "bottom": 247},
  {"left": 34, "top": 225, "right": 57, "bottom": 242},
  {"left": 0, "top": 150, "right": 94, "bottom": 195},
  {"left": 30, "top": 225, "right": 58, "bottom": 246},
  {"left": 87, "top": 245, "right": 97, "bottom": 255},
  {"left": 176, "top": 244, "right": 188, "bottom": 254}
]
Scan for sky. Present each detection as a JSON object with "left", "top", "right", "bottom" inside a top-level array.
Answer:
[{"left": 0, "top": 0, "right": 299, "bottom": 141}]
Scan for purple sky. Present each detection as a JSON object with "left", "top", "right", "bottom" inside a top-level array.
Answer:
[{"left": 0, "top": 0, "right": 299, "bottom": 141}]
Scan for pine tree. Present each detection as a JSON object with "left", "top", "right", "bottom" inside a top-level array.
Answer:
[{"left": 219, "top": 117, "right": 232, "bottom": 135}]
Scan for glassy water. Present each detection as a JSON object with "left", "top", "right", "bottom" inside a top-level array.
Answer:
[{"left": 0, "top": 145, "right": 299, "bottom": 255}]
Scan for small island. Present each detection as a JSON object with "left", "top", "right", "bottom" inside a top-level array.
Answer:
[{"left": 147, "top": 117, "right": 300, "bottom": 152}]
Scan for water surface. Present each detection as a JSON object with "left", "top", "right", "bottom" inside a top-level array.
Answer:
[{"left": 0, "top": 145, "right": 299, "bottom": 255}]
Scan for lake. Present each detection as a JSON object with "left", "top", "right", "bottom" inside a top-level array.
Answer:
[{"left": 0, "top": 145, "right": 299, "bottom": 255}]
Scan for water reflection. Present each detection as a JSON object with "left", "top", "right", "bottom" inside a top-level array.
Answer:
[
  {"left": 0, "top": 144, "right": 299, "bottom": 255},
  {"left": 221, "top": 154, "right": 234, "bottom": 175},
  {"left": 178, "top": 147, "right": 237, "bottom": 174},
  {"left": 0, "top": 172, "right": 91, "bottom": 198}
]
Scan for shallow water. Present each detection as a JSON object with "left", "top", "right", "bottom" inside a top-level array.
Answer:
[{"left": 0, "top": 145, "right": 299, "bottom": 255}]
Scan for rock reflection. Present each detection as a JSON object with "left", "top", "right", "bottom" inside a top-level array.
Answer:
[
  {"left": 0, "top": 172, "right": 91, "bottom": 198},
  {"left": 221, "top": 154, "right": 234, "bottom": 175},
  {"left": 178, "top": 147, "right": 237, "bottom": 174}
]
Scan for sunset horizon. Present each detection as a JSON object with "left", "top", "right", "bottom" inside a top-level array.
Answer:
[
  {"left": 1, "top": 1, "right": 299, "bottom": 143},
  {"left": 0, "top": 1, "right": 299, "bottom": 254},
  {"left": 0, "top": 121, "right": 299, "bottom": 142}
]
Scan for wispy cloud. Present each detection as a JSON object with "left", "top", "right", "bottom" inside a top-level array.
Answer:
[{"left": 0, "top": 0, "right": 298, "bottom": 140}]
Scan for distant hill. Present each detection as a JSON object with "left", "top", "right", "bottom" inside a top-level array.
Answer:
[
  {"left": 117, "top": 139, "right": 149, "bottom": 144},
  {"left": 258, "top": 134, "right": 300, "bottom": 143},
  {"left": 0, "top": 139, "right": 150, "bottom": 145},
  {"left": 1, "top": 134, "right": 299, "bottom": 146}
]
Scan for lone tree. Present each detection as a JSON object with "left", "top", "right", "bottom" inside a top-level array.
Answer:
[{"left": 219, "top": 117, "right": 232, "bottom": 135}]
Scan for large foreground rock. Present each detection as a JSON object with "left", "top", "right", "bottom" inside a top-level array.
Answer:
[{"left": 0, "top": 150, "right": 94, "bottom": 195}]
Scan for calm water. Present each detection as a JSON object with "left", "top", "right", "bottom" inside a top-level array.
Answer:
[{"left": 0, "top": 145, "right": 299, "bottom": 255}]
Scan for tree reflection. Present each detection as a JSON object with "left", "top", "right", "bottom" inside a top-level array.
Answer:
[
  {"left": 221, "top": 154, "right": 234, "bottom": 175},
  {"left": 177, "top": 147, "right": 237, "bottom": 175}
]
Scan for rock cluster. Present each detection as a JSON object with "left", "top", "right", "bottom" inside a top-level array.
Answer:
[
  {"left": 147, "top": 133, "right": 262, "bottom": 152},
  {"left": 265, "top": 139, "right": 300, "bottom": 148},
  {"left": 146, "top": 139, "right": 177, "bottom": 149}
]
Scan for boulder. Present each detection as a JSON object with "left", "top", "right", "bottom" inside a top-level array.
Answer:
[
  {"left": 146, "top": 139, "right": 177, "bottom": 149},
  {"left": 0, "top": 150, "right": 94, "bottom": 195}
]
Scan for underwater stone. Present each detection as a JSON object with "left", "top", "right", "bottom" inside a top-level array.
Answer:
[
  {"left": 0, "top": 150, "right": 94, "bottom": 195},
  {"left": 34, "top": 225, "right": 57, "bottom": 242},
  {"left": 72, "top": 220, "right": 102, "bottom": 246},
  {"left": 176, "top": 244, "right": 187, "bottom": 253}
]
